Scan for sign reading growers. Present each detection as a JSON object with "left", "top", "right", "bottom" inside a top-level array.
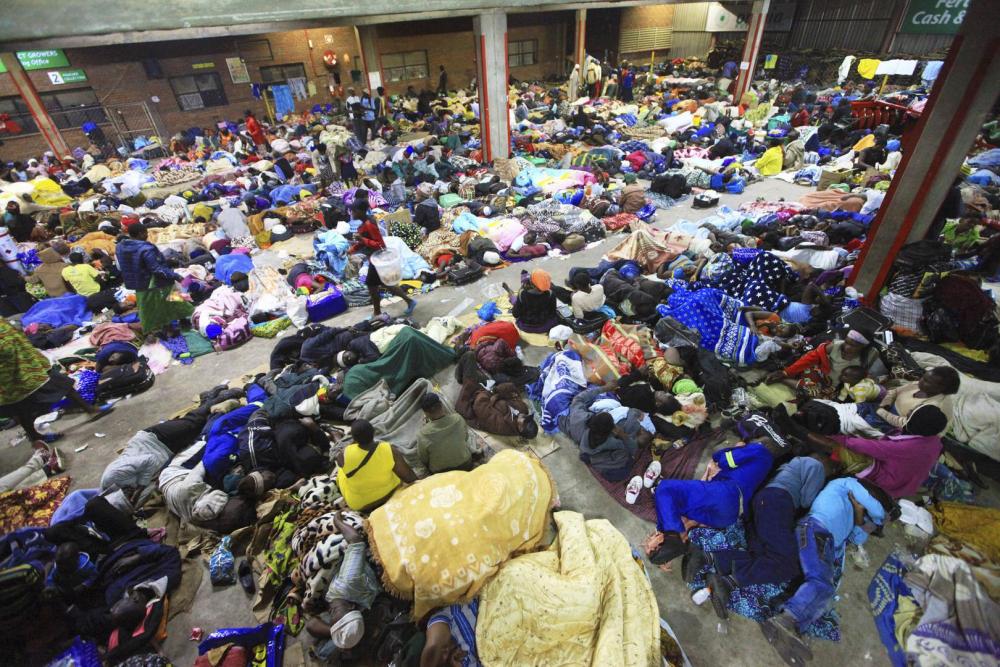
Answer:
[
  {"left": 16, "top": 49, "right": 70, "bottom": 70},
  {"left": 900, "top": 0, "right": 969, "bottom": 34},
  {"left": 47, "top": 69, "right": 87, "bottom": 85}
]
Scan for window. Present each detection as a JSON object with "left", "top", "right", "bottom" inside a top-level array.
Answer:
[
  {"left": 42, "top": 89, "right": 107, "bottom": 129},
  {"left": 381, "top": 51, "right": 428, "bottom": 83},
  {"left": 508, "top": 40, "right": 537, "bottom": 68},
  {"left": 260, "top": 63, "right": 307, "bottom": 86},
  {"left": 0, "top": 89, "right": 107, "bottom": 134},
  {"left": 170, "top": 72, "right": 228, "bottom": 111}
]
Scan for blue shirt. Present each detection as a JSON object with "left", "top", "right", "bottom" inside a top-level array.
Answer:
[
  {"left": 711, "top": 442, "right": 774, "bottom": 504},
  {"left": 780, "top": 301, "right": 813, "bottom": 324},
  {"left": 766, "top": 457, "right": 825, "bottom": 509},
  {"left": 808, "top": 478, "right": 885, "bottom": 547}
]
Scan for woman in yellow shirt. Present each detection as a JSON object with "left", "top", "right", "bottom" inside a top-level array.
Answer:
[{"left": 336, "top": 419, "right": 416, "bottom": 512}]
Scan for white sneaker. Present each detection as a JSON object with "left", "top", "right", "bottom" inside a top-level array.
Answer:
[
  {"left": 643, "top": 460, "right": 661, "bottom": 488},
  {"left": 625, "top": 475, "right": 643, "bottom": 505}
]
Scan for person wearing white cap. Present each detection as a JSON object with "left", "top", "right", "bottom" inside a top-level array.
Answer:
[{"left": 305, "top": 513, "right": 382, "bottom": 659}]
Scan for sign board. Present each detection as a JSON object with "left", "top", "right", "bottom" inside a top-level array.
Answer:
[
  {"left": 226, "top": 57, "right": 251, "bottom": 84},
  {"left": 16, "top": 49, "right": 70, "bottom": 70},
  {"left": 900, "top": 0, "right": 968, "bottom": 34},
  {"left": 47, "top": 69, "right": 87, "bottom": 85},
  {"left": 705, "top": 2, "right": 795, "bottom": 32},
  {"left": 0, "top": 60, "right": 6, "bottom": 74},
  {"left": 192, "top": 62, "right": 215, "bottom": 70},
  {"left": 368, "top": 71, "right": 382, "bottom": 91}
]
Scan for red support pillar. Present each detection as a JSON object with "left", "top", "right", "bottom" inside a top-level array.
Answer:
[
  {"left": 733, "top": 0, "right": 770, "bottom": 104},
  {"left": 849, "top": 0, "right": 1000, "bottom": 300},
  {"left": 0, "top": 52, "right": 69, "bottom": 157},
  {"left": 574, "top": 9, "right": 587, "bottom": 70}
]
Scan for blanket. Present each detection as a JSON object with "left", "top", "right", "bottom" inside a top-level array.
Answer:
[
  {"left": 343, "top": 378, "right": 436, "bottom": 476},
  {"left": 367, "top": 450, "right": 554, "bottom": 618},
  {"left": 0, "top": 476, "right": 71, "bottom": 534},
  {"left": 476, "top": 511, "right": 660, "bottom": 667},
  {"left": 529, "top": 349, "right": 587, "bottom": 433},
  {"left": 21, "top": 294, "right": 91, "bottom": 328},
  {"left": 343, "top": 327, "right": 456, "bottom": 399}
]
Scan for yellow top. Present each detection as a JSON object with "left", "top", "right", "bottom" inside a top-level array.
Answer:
[
  {"left": 756, "top": 145, "right": 784, "bottom": 176},
  {"left": 337, "top": 441, "right": 401, "bottom": 510},
  {"left": 61, "top": 263, "right": 101, "bottom": 296}
]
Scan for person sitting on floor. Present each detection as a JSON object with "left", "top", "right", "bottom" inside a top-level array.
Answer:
[
  {"left": 569, "top": 271, "right": 607, "bottom": 319},
  {"left": 336, "top": 419, "right": 416, "bottom": 512},
  {"left": 503, "top": 269, "right": 558, "bottom": 334},
  {"left": 760, "top": 477, "right": 897, "bottom": 665},
  {"left": 868, "top": 366, "right": 958, "bottom": 434},
  {"left": 416, "top": 392, "right": 473, "bottom": 474},
  {"left": 683, "top": 456, "right": 828, "bottom": 619},
  {"left": 455, "top": 377, "right": 539, "bottom": 439},
  {"left": 645, "top": 439, "right": 781, "bottom": 566}
]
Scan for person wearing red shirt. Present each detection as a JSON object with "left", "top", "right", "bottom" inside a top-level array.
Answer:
[
  {"left": 244, "top": 110, "right": 266, "bottom": 149},
  {"left": 791, "top": 107, "right": 811, "bottom": 128},
  {"left": 349, "top": 199, "right": 415, "bottom": 318}
]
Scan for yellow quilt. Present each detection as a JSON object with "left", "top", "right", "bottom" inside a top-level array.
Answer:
[
  {"left": 367, "top": 449, "right": 554, "bottom": 618},
  {"left": 477, "top": 511, "right": 661, "bottom": 667}
]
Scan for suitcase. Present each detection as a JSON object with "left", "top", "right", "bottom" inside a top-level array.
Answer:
[
  {"left": 306, "top": 286, "right": 348, "bottom": 322},
  {"left": 837, "top": 306, "right": 893, "bottom": 341}
]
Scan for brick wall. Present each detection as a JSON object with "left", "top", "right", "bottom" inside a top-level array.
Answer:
[{"left": 0, "top": 18, "right": 562, "bottom": 160}]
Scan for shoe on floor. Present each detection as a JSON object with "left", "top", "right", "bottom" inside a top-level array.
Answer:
[
  {"left": 642, "top": 460, "right": 661, "bottom": 488},
  {"left": 761, "top": 612, "right": 813, "bottom": 666},
  {"left": 46, "top": 447, "right": 64, "bottom": 476},
  {"left": 625, "top": 475, "right": 643, "bottom": 505},
  {"left": 648, "top": 531, "right": 688, "bottom": 565},
  {"left": 238, "top": 559, "right": 256, "bottom": 595},
  {"left": 706, "top": 572, "right": 733, "bottom": 620}
]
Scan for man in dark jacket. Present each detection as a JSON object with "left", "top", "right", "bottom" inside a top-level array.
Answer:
[
  {"left": 559, "top": 385, "right": 646, "bottom": 481},
  {"left": 115, "top": 223, "right": 192, "bottom": 335}
]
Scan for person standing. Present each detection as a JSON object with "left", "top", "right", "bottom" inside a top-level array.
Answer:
[
  {"left": 374, "top": 86, "right": 389, "bottom": 135},
  {"left": 437, "top": 65, "right": 448, "bottom": 96},
  {"left": 0, "top": 319, "right": 111, "bottom": 448},
  {"left": 360, "top": 91, "right": 376, "bottom": 143},
  {"left": 244, "top": 110, "right": 266, "bottom": 151},
  {"left": 115, "top": 223, "right": 193, "bottom": 337},
  {"left": 349, "top": 200, "right": 416, "bottom": 318},
  {"left": 345, "top": 87, "right": 364, "bottom": 143}
]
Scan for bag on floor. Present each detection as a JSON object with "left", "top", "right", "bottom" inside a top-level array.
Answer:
[
  {"left": 838, "top": 306, "right": 893, "bottom": 340},
  {"left": 650, "top": 174, "right": 689, "bottom": 199},
  {"left": 97, "top": 360, "right": 155, "bottom": 400},
  {"left": 446, "top": 260, "right": 485, "bottom": 285},
  {"left": 0, "top": 564, "right": 42, "bottom": 626},
  {"left": 209, "top": 536, "right": 236, "bottom": 586},
  {"left": 306, "top": 286, "right": 348, "bottom": 322}
]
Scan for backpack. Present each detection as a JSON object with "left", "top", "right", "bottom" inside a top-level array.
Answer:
[
  {"left": 214, "top": 316, "right": 252, "bottom": 351},
  {"left": 446, "top": 260, "right": 485, "bottom": 285},
  {"left": 0, "top": 564, "right": 42, "bottom": 628},
  {"left": 97, "top": 360, "right": 155, "bottom": 400},
  {"left": 650, "top": 174, "right": 688, "bottom": 199}
]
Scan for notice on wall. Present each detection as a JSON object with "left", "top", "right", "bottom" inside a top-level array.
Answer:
[
  {"left": 368, "top": 71, "right": 382, "bottom": 91},
  {"left": 226, "top": 57, "right": 251, "bottom": 84},
  {"left": 46, "top": 69, "right": 87, "bottom": 85},
  {"left": 16, "top": 49, "right": 70, "bottom": 70},
  {"left": 705, "top": 2, "right": 796, "bottom": 32},
  {"left": 900, "top": 0, "right": 969, "bottom": 34}
]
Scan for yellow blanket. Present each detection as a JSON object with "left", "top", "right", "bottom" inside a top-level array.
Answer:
[
  {"left": 477, "top": 511, "right": 661, "bottom": 667},
  {"left": 368, "top": 449, "right": 554, "bottom": 618}
]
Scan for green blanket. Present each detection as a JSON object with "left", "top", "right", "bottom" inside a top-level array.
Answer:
[{"left": 343, "top": 327, "right": 456, "bottom": 399}]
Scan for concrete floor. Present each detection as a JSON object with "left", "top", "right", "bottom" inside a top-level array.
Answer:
[{"left": 3, "top": 177, "right": 989, "bottom": 666}]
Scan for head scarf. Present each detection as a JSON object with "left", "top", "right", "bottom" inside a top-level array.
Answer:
[
  {"left": 530, "top": 269, "right": 551, "bottom": 292},
  {"left": 672, "top": 378, "right": 701, "bottom": 395},
  {"left": 330, "top": 610, "right": 364, "bottom": 648},
  {"left": 846, "top": 330, "right": 870, "bottom": 346}
]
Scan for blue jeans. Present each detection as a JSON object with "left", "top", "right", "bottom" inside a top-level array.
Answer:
[
  {"left": 783, "top": 517, "right": 839, "bottom": 629},
  {"left": 712, "top": 487, "right": 799, "bottom": 585}
]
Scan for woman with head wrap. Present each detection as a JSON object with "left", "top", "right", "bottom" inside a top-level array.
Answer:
[
  {"left": 765, "top": 330, "right": 879, "bottom": 398},
  {"left": 503, "top": 268, "right": 558, "bottom": 334}
]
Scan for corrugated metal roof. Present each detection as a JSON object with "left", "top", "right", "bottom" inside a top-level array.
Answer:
[
  {"left": 891, "top": 33, "right": 953, "bottom": 57},
  {"left": 672, "top": 2, "right": 712, "bottom": 32},
  {"left": 669, "top": 31, "right": 713, "bottom": 58}
]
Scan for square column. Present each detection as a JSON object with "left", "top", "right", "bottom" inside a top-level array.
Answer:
[
  {"left": 733, "top": 0, "right": 770, "bottom": 104},
  {"left": 354, "top": 25, "right": 382, "bottom": 93},
  {"left": 574, "top": 9, "right": 587, "bottom": 69},
  {"left": 474, "top": 11, "right": 510, "bottom": 163}
]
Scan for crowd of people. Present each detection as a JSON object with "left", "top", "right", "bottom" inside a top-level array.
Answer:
[{"left": 0, "top": 46, "right": 998, "bottom": 667}]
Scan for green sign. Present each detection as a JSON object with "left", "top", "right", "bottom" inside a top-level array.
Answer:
[
  {"left": 900, "top": 0, "right": 969, "bottom": 34},
  {"left": 0, "top": 60, "right": 6, "bottom": 74},
  {"left": 16, "top": 49, "right": 70, "bottom": 70},
  {"left": 192, "top": 62, "right": 215, "bottom": 70},
  {"left": 47, "top": 69, "right": 87, "bottom": 85}
]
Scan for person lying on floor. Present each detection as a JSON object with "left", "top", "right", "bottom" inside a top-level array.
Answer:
[
  {"left": 298, "top": 324, "right": 381, "bottom": 371},
  {"left": 559, "top": 384, "right": 649, "bottom": 481},
  {"left": 416, "top": 392, "right": 474, "bottom": 474},
  {"left": 336, "top": 419, "right": 416, "bottom": 512},
  {"left": 599, "top": 268, "right": 670, "bottom": 322},
  {"left": 305, "top": 513, "right": 383, "bottom": 663},
  {"left": 236, "top": 406, "right": 332, "bottom": 487},
  {"left": 683, "top": 456, "right": 829, "bottom": 618},
  {"left": 764, "top": 329, "right": 881, "bottom": 398},
  {"left": 760, "top": 477, "right": 898, "bottom": 665},
  {"left": 455, "top": 377, "right": 539, "bottom": 440},
  {"left": 645, "top": 438, "right": 782, "bottom": 565},
  {"left": 600, "top": 368, "right": 691, "bottom": 440},
  {"left": 774, "top": 403, "right": 946, "bottom": 499}
]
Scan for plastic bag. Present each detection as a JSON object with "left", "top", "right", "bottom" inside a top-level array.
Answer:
[
  {"left": 209, "top": 535, "right": 236, "bottom": 586},
  {"left": 477, "top": 301, "right": 500, "bottom": 322},
  {"left": 199, "top": 622, "right": 285, "bottom": 667},
  {"left": 286, "top": 295, "right": 309, "bottom": 328}
]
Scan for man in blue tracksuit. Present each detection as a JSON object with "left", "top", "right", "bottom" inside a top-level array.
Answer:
[
  {"left": 648, "top": 440, "right": 778, "bottom": 565},
  {"left": 761, "top": 477, "right": 897, "bottom": 665}
]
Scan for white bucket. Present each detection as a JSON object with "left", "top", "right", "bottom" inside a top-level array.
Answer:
[{"left": 370, "top": 249, "right": 402, "bottom": 286}]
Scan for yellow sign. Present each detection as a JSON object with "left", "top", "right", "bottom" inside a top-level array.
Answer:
[{"left": 192, "top": 62, "right": 215, "bottom": 70}]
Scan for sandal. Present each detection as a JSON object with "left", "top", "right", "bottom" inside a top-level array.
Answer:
[{"left": 642, "top": 460, "right": 661, "bottom": 488}]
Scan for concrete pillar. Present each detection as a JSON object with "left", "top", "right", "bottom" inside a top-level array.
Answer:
[
  {"left": 733, "top": 0, "right": 770, "bottom": 104},
  {"left": 0, "top": 52, "right": 69, "bottom": 157},
  {"left": 474, "top": 11, "right": 510, "bottom": 163},
  {"left": 353, "top": 25, "right": 381, "bottom": 93},
  {"left": 850, "top": 0, "right": 1000, "bottom": 300},
  {"left": 573, "top": 9, "right": 587, "bottom": 69}
]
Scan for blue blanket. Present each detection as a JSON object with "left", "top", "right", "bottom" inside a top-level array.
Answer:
[{"left": 22, "top": 293, "right": 91, "bottom": 328}]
